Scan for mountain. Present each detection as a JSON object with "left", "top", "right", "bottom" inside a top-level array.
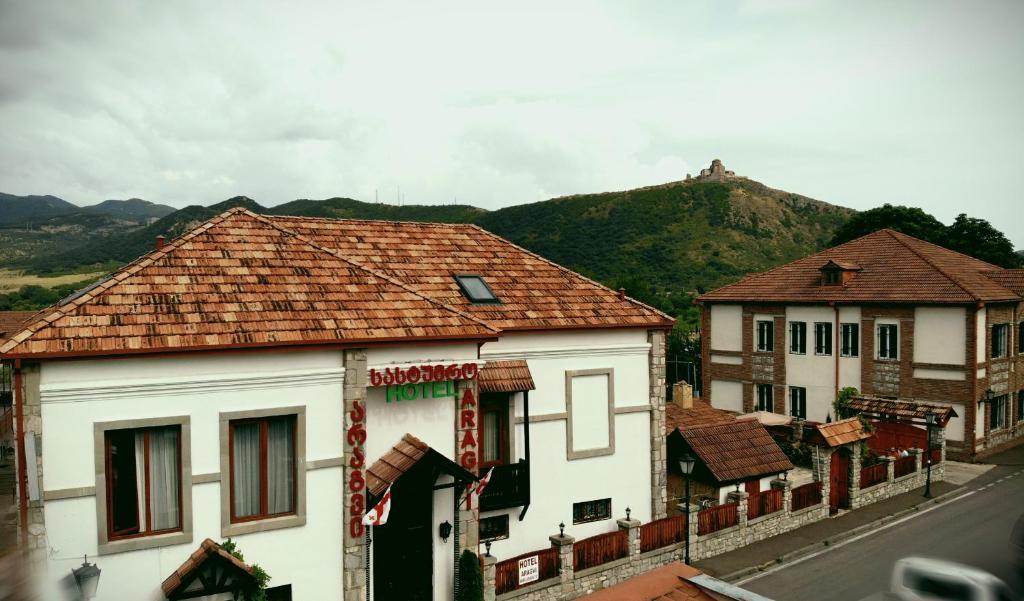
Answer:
[
  {"left": 85, "top": 198, "right": 176, "bottom": 220},
  {"left": 0, "top": 193, "right": 79, "bottom": 226},
  {"left": 271, "top": 197, "right": 484, "bottom": 223}
]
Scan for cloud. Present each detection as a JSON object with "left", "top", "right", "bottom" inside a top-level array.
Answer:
[{"left": 0, "top": 0, "right": 1021, "bottom": 245}]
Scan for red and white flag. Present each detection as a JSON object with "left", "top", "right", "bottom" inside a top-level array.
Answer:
[
  {"left": 475, "top": 467, "right": 494, "bottom": 497},
  {"left": 361, "top": 486, "right": 392, "bottom": 526},
  {"left": 464, "top": 467, "right": 494, "bottom": 510}
]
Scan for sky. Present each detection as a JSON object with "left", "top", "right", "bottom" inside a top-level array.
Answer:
[{"left": 1, "top": 1, "right": 1022, "bottom": 246}]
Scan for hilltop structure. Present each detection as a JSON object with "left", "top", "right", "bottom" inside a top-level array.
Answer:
[{"left": 687, "top": 159, "right": 737, "bottom": 182}]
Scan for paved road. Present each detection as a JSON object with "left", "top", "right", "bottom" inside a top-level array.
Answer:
[{"left": 739, "top": 449, "right": 1024, "bottom": 601}]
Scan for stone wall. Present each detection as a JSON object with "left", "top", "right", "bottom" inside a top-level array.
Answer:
[{"left": 648, "top": 330, "right": 668, "bottom": 520}]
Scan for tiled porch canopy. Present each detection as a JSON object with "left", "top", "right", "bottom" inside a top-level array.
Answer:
[
  {"left": 848, "top": 396, "right": 957, "bottom": 427},
  {"left": 478, "top": 360, "right": 536, "bottom": 393},
  {"left": 366, "top": 434, "right": 478, "bottom": 502}
]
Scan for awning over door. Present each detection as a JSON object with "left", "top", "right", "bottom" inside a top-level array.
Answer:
[
  {"left": 847, "top": 396, "right": 957, "bottom": 427},
  {"left": 161, "top": 538, "right": 258, "bottom": 600},
  {"left": 478, "top": 360, "right": 535, "bottom": 393},
  {"left": 366, "top": 434, "right": 478, "bottom": 501}
]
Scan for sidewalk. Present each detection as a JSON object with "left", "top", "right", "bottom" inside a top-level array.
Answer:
[{"left": 694, "top": 480, "right": 961, "bottom": 581}]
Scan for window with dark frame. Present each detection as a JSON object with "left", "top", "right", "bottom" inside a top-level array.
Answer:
[
  {"left": 756, "top": 320, "right": 774, "bottom": 352},
  {"left": 757, "top": 384, "right": 774, "bottom": 412},
  {"left": 480, "top": 514, "right": 510, "bottom": 541},
  {"left": 790, "top": 387, "right": 806, "bottom": 419},
  {"left": 840, "top": 323, "right": 859, "bottom": 357},
  {"left": 877, "top": 324, "right": 898, "bottom": 360},
  {"left": 104, "top": 425, "right": 182, "bottom": 540},
  {"left": 265, "top": 584, "right": 293, "bottom": 601},
  {"left": 453, "top": 274, "right": 500, "bottom": 304},
  {"left": 992, "top": 323, "right": 1009, "bottom": 359},
  {"left": 479, "top": 393, "right": 510, "bottom": 468},
  {"left": 814, "top": 322, "right": 832, "bottom": 356},
  {"left": 789, "top": 322, "right": 806, "bottom": 354},
  {"left": 823, "top": 270, "right": 841, "bottom": 285},
  {"left": 1019, "top": 322, "right": 1023, "bottom": 354},
  {"left": 573, "top": 498, "right": 612, "bottom": 524},
  {"left": 1017, "top": 391, "right": 1024, "bottom": 423},
  {"left": 990, "top": 395, "right": 1007, "bottom": 431},
  {"left": 229, "top": 415, "right": 297, "bottom": 523}
]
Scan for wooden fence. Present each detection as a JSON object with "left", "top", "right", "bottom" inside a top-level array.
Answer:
[
  {"left": 860, "top": 463, "right": 887, "bottom": 488},
  {"left": 928, "top": 447, "right": 941, "bottom": 465},
  {"left": 639, "top": 514, "right": 687, "bottom": 553},
  {"left": 697, "top": 503, "right": 738, "bottom": 535},
  {"left": 894, "top": 455, "right": 917, "bottom": 478},
  {"left": 573, "top": 529, "right": 629, "bottom": 571},
  {"left": 747, "top": 489, "right": 783, "bottom": 520},
  {"left": 494, "top": 547, "right": 560, "bottom": 595},
  {"left": 790, "top": 481, "right": 823, "bottom": 511}
]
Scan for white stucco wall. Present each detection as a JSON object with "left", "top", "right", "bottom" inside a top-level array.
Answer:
[
  {"left": 479, "top": 329, "right": 653, "bottom": 559},
  {"left": 710, "top": 380, "right": 743, "bottom": 413},
  {"left": 837, "top": 306, "right": 862, "bottom": 393},
  {"left": 976, "top": 308, "right": 987, "bottom": 363},
  {"left": 914, "top": 307, "right": 967, "bottom": 365},
  {"left": 38, "top": 350, "right": 345, "bottom": 601},
  {"left": 710, "top": 305, "right": 742, "bottom": 352},
  {"left": 785, "top": 306, "right": 838, "bottom": 422}
]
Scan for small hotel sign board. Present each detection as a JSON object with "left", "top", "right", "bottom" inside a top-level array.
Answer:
[{"left": 518, "top": 555, "right": 539, "bottom": 585}]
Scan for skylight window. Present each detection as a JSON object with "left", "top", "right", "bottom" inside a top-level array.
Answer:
[{"left": 454, "top": 275, "right": 500, "bottom": 304}]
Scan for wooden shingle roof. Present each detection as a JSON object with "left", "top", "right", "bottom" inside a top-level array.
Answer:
[
  {"left": 478, "top": 360, "right": 535, "bottom": 393},
  {"left": 366, "top": 433, "right": 477, "bottom": 498},
  {"left": 0, "top": 311, "right": 37, "bottom": 344},
  {"left": 677, "top": 419, "right": 792, "bottom": 484},
  {"left": 847, "top": 396, "right": 957, "bottom": 426},
  {"left": 161, "top": 538, "right": 254, "bottom": 598},
  {"left": 665, "top": 400, "right": 735, "bottom": 434},
  {"left": 0, "top": 209, "right": 498, "bottom": 358},
  {"left": 698, "top": 229, "right": 1021, "bottom": 305},
  {"left": 809, "top": 417, "right": 873, "bottom": 447}
]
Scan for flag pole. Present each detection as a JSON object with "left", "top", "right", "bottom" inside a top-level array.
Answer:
[{"left": 365, "top": 489, "right": 371, "bottom": 601}]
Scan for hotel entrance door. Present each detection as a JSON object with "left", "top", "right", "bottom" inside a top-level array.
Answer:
[{"left": 372, "top": 463, "right": 434, "bottom": 601}]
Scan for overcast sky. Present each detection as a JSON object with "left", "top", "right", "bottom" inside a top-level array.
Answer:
[{"left": 1, "top": 1, "right": 1022, "bottom": 246}]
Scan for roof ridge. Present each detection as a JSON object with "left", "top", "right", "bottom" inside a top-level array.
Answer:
[
  {"left": 242, "top": 210, "right": 501, "bottom": 334},
  {"left": 882, "top": 229, "right": 979, "bottom": 302},
  {"left": 0, "top": 208, "right": 245, "bottom": 355},
  {"left": 464, "top": 224, "right": 675, "bottom": 325},
  {"left": 269, "top": 213, "right": 477, "bottom": 229},
  {"left": 883, "top": 228, "right": 1003, "bottom": 270}
]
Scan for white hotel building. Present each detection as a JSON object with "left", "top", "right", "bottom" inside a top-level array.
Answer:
[{"left": 1, "top": 208, "right": 673, "bottom": 601}]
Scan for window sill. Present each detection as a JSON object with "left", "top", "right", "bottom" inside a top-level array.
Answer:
[
  {"left": 99, "top": 530, "right": 192, "bottom": 556},
  {"left": 840, "top": 354, "right": 860, "bottom": 359},
  {"left": 875, "top": 357, "right": 899, "bottom": 363},
  {"left": 222, "top": 512, "right": 306, "bottom": 537}
]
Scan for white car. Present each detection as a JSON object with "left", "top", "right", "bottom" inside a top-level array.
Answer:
[{"left": 890, "top": 557, "right": 1017, "bottom": 601}]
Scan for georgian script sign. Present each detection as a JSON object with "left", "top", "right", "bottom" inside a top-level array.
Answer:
[
  {"left": 518, "top": 555, "right": 539, "bottom": 585},
  {"left": 369, "top": 362, "right": 479, "bottom": 387},
  {"left": 347, "top": 399, "right": 367, "bottom": 538}
]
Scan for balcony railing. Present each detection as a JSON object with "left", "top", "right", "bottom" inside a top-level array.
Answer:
[{"left": 479, "top": 460, "right": 530, "bottom": 512}]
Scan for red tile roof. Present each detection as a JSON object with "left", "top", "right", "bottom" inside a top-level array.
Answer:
[
  {"left": 580, "top": 563, "right": 714, "bottom": 601},
  {"left": 267, "top": 215, "right": 674, "bottom": 331},
  {"left": 365, "top": 433, "right": 477, "bottom": 497},
  {"left": 0, "top": 311, "right": 37, "bottom": 344},
  {"left": 847, "top": 396, "right": 957, "bottom": 427},
  {"left": 809, "top": 417, "right": 872, "bottom": 447},
  {"left": 698, "top": 229, "right": 1021, "bottom": 304},
  {"left": 161, "top": 538, "right": 254, "bottom": 597},
  {"left": 665, "top": 399, "right": 735, "bottom": 434},
  {"left": 676, "top": 419, "right": 793, "bottom": 483},
  {"left": 984, "top": 269, "right": 1024, "bottom": 295},
  {"left": 1, "top": 208, "right": 673, "bottom": 359},
  {"left": 0, "top": 209, "right": 497, "bottom": 358},
  {"left": 478, "top": 360, "right": 535, "bottom": 393}
]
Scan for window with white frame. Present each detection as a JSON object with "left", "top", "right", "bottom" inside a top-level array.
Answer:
[
  {"left": 841, "top": 323, "right": 859, "bottom": 357},
  {"left": 757, "top": 384, "right": 774, "bottom": 412},
  {"left": 790, "top": 322, "right": 806, "bottom": 354},
  {"left": 992, "top": 324, "right": 1009, "bottom": 359},
  {"left": 990, "top": 394, "right": 1008, "bottom": 431},
  {"left": 756, "top": 320, "right": 774, "bottom": 352},
  {"left": 814, "top": 322, "right": 832, "bottom": 356},
  {"left": 790, "top": 387, "right": 807, "bottom": 419},
  {"left": 877, "top": 324, "right": 898, "bottom": 360}
]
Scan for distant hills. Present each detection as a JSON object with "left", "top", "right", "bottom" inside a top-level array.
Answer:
[
  {"left": 0, "top": 193, "right": 175, "bottom": 226},
  {"left": 0, "top": 170, "right": 855, "bottom": 313}
]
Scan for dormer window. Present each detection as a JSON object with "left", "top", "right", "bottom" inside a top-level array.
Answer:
[
  {"left": 454, "top": 274, "right": 500, "bottom": 304},
  {"left": 819, "top": 260, "right": 860, "bottom": 286}
]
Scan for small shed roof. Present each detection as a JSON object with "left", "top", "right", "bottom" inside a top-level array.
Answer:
[
  {"left": 737, "top": 411, "right": 793, "bottom": 427},
  {"left": 366, "top": 433, "right": 477, "bottom": 500},
  {"left": 478, "top": 360, "right": 535, "bottom": 393},
  {"left": 808, "top": 417, "right": 872, "bottom": 447},
  {"left": 666, "top": 399, "right": 735, "bottom": 434},
  {"left": 676, "top": 419, "right": 793, "bottom": 484},
  {"left": 161, "top": 538, "right": 255, "bottom": 599},
  {"left": 847, "top": 396, "right": 957, "bottom": 426}
]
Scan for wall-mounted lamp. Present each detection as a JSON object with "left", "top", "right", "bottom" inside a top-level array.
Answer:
[
  {"left": 625, "top": 506, "right": 631, "bottom": 520},
  {"left": 439, "top": 520, "right": 452, "bottom": 543},
  {"left": 485, "top": 541, "right": 492, "bottom": 557},
  {"left": 559, "top": 522, "right": 565, "bottom": 537},
  {"left": 72, "top": 555, "right": 101, "bottom": 600}
]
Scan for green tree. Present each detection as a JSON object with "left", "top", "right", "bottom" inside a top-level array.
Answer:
[
  {"left": 829, "top": 204, "right": 945, "bottom": 247},
  {"left": 833, "top": 386, "right": 859, "bottom": 420},
  {"left": 944, "top": 213, "right": 1022, "bottom": 267},
  {"left": 457, "top": 550, "right": 483, "bottom": 601}
]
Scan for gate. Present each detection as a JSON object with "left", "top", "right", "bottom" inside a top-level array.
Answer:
[{"left": 830, "top": 448, "right": 850, "bottom": 514}]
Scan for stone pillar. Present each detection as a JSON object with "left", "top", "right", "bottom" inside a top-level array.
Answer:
[
  {"left": 455, "top": 378, "right": 480, "bottom": 554},
  {"left": 812, "top": 446, "right": 833, "bottom": 507},
  {"left": 617, "top": 515, "right": 641, "bottom": 561},
  {"left": 648, "top": 330, "right": 668, "bottom": 519},
  {"left": 20, "top": 364, "right": 47, "bottom": 571},
  {"left": 909, "top": 448, "right": 923, "bottom": 473},
  {"left": 342, "top": 350, "right": 368, "bottom": 601},
  {"left": 771, "top": 478, "right": 792, "bottom": 515},
  {"left": 933, "top": 427, "right": 946, "bottom": 481},
  {"left": 550, "top": 532, "right": 575, "bottom": 594},
  {"left": 676, "top": 503, "right": 699, "bottom": 562},
  {"left": 849, "top": 444, "right": 862, "bottom": 506},
  {"left": 727, "top": 490, "right": 748, "bottom": 529},
  {"left": 881, "top": 455, "right": 895, "bottom": 483},
  {"left": 482, "top": 554, "right": 497, "bottom": 601}
]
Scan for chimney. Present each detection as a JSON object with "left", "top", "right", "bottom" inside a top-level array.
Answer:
[
  {"left": 618, "top": 287, "right": 626, "bottom": 300},
  {"left": 672, "top": 382, "right": 694, "bottom": 409},
  {"left": 155, "top": 235, "right": 166, "bottom": 250}
]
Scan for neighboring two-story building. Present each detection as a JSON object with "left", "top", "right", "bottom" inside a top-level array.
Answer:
[
  {"left": 697, "top": 229, "right": 1024, "bottom": 460},
  {"left": 1, "top": 208, "right": 673, "bottom": 601}
]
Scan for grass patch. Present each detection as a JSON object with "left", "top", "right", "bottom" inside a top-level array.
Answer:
[{"left": 0, "top": 269, "right": 106, "bottom": 293}]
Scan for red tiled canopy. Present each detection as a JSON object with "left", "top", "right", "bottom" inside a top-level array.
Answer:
[
  {"left": 478, "top": 360, "right": 535, "bottom": 393},
  {"left": 366, "top": 433, "right": 477, "bottom": 498},
  {"left": 676, "top": 419, "right": 793, "bottom": 484},
  {"left": 809, "top": 417, "right": 873, "bottom": 448},
  {"left": 161, "top": 538, "right": 255, "bottom": 599}
]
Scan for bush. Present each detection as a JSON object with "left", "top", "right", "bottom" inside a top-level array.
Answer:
[{"left": 457, "top": 550, "right": 483, "bottom": 601}]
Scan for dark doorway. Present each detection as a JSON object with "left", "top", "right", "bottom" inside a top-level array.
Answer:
[
  {"left": 830, "top": 448, "right": 851, "bottom": 514},
  {"left": 373, "top": 461, "right": 435, "bottom": 601}
]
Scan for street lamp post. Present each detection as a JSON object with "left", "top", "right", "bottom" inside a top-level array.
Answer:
[
  {"left": 924, "top": 411, "right": 937, "bottom": 499},
  {"left": 678, "top": 453, "right": 696, "bottom": 564}
]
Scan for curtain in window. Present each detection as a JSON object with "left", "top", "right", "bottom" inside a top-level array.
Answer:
[
  {"left": 149, "top": 428, "right": 180, "bottom": 530},
  {"left": 233, "top": 422, "right": 261, "bottom": 517},
  {"left": 267, "top": 419, "right": 295, "bottom": 514},
  {"left": 483, "top": 411, "right": 499, "bottom": 462},
  {"left": 133, "top": 433, "right": 147, "bottom": 530}
]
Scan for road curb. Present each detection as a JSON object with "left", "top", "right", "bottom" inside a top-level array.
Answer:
[{"left": 716, "top": 486, "right": 968, "bottom": 583}]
